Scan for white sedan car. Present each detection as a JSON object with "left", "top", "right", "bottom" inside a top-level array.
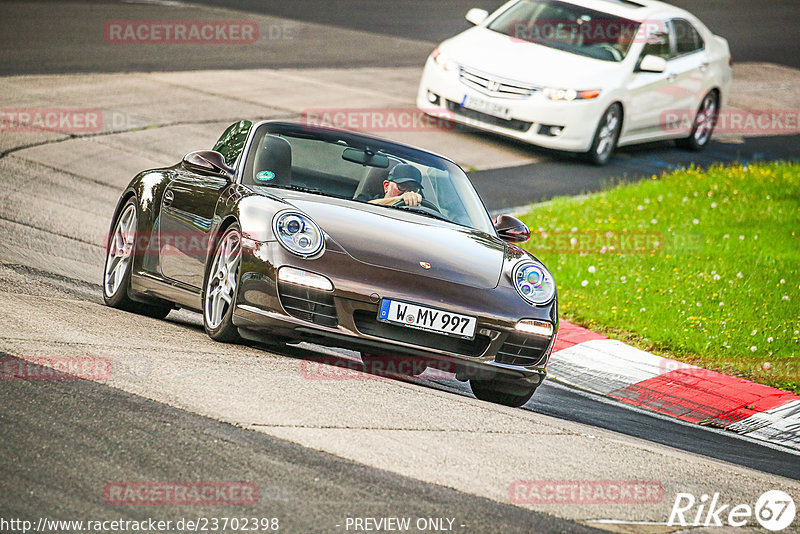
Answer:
[{"left": 417, "top": 0, "right": 732, "bottom": 164}]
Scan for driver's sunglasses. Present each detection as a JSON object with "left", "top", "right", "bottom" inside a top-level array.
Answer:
[{"left": 397, "top": 182, "right": 421, "bottom": 194}]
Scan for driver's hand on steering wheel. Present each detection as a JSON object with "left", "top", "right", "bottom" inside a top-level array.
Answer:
[{"left": 399, "top": 191, "right": 422, "bottom": 207}]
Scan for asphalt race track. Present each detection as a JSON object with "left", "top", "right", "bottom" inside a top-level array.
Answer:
[{"left": 1, "top": 0, "right": 799, "bottom": 531}]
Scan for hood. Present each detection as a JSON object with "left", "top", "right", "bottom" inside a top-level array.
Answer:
[
  {"left": 443, "top": 26, "right": 623, "bottom": 88},
  {"left": 284, "top": 194, "right": 506, "bottom": 290}
]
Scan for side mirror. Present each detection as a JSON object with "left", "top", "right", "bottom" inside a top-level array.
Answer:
[
  {"left": 182, "top": 150, "right": 234, "bottom": 179},
  {"left": 465, "top": 8, "right": 489, "bottom": 26},
  {"left": 493, "top": 214, "right": 531, "bottom": 243},
  {"left": 638, "top": 54, "right": 667, "bottom": 73}
]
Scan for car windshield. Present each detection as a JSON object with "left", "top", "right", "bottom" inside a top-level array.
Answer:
[
  {"left": 242, "top": 123, "right": 495, "bottom": 234},
  {"left": 487, "top": 0, "right": 641, "bottom": 62}
]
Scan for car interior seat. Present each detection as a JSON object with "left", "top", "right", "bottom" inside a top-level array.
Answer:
[
  {"left": 252, "top": 134, "right": 292, "bottom": 186},
  {"left": 352, "top": 159, "right": 399, "bottom": 201}
]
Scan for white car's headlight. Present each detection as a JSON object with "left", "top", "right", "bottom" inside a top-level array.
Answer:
[
  {"left": 542, "top": 87, "right": 601, "bottom": 101},
  {"left": 513, "top": 261, "right": 556, "bottom": 305},
  {"left": 273, "top": 211, "right": 325, "bottom": 258},
  {"left": 431, "top": 47, "right": 457, "bottom": 71}
]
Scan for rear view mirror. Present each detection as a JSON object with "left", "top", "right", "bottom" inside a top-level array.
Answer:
[
  {"left": 466, "top": 8, "right": 489, "bottom": 25},
  {"left": 493, "top": 214, "right": 531, "bottom": 243},
  {"left": 342, "top": 147, "right": 390, "bottom": 168},
  {"left": 638, "top": 54, "right": 667, "bottom": 73},
  {"left": 182, "top": 150, "right": 235, "bottom": 179}
]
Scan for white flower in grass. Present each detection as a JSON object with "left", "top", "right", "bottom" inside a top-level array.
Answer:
[
  {"left": 693, "top": 219, "right": 700, "bottom": 224},
  {"left": 651, "top": 218, "right": 658, "bottom": 224},
  {"left": 750, "top": 346, "right": 757, "bottom": 352},
  {"left": 711, "top": 202, "right": 717, "bottom": 208},
  {"left": 713, "top": 274, "right": 721, "bottom": 280},
  {"left": 751, "top": 329, "right": 757, "bottom": 336},
  {"left": 783, "top": 296, "right": 790, "bottom": 301},
  {"left": 780, "top": 279, "right": 786, "bottom": 284},
  {"left": 767, "top": 337, "right": 774, "bottom": 343},
  {"left": 581, "top": 280, "right": 588, "bottom": 287},
  {"left": 739, "top": 235, "right": 745, "bottom": 240},
  {"left": 736, "top": 272, "right": 743, "bottom": 279},
  {"left": 588, "top": 266, "right": 596, "bottom": 273}
]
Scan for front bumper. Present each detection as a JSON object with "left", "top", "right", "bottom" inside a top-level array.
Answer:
[
  {"left": 416, "top": 57, "right": 606, "bottom": 153},
  {"left": 232, "top": 238, "right": 557, "bottom": 381}
]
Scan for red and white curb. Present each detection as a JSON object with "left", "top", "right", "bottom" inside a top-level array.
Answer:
[{"left": 548, "top": 321, "right": 800, "bottom": 450}]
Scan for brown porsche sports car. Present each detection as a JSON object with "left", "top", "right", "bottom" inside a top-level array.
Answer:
[{"left": 103, "top": 120, "right": 558, "bottom": 407}]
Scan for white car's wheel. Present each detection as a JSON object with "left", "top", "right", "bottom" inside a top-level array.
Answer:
[
  {"left": 677, "top": 91, "right": 718, "bottom": 151},
  {"left": 584, "top": 103, "right": 622, "bottom": 166}
]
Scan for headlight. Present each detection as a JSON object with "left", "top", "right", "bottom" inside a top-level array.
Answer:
[
  {"left": 431, "top": 47, "right": 457, "bottom": 71},
  {"left": 273, "top": 211, "right": 325, "bottom": 258},
  {"left": 513, "top": 261, "right": 556, "bottom": 305},
  {"left": 542, "top": 87, "right": 601, "bottom": 101}
]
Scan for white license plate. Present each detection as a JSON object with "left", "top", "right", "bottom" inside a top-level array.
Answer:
[
  {"left": 462, "top": 94, "right": 511, "bottom": 120},
  {"left": 377, "top": 299, "right": 477, "bottom": 340}
]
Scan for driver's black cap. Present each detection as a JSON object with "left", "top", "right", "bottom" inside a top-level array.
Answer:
[{"left": 387, "top": 164, "right": 424, "bottom": 190}]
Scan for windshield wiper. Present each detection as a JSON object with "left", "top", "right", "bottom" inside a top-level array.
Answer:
[
  {"left": 263, "top": 184, "right": 336, "bottom": 197},
  {"left": 396, "top": 205, "right": 452, "bottom": 223}
]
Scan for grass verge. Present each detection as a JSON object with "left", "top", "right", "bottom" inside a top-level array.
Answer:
[{"left": 519, "top": 162, "right": 800, "bottom": 393}]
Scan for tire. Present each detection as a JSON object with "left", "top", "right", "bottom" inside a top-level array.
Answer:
[
  {"left": 103, "top": 197, "right": 172, "bottom": 319},
  {"left": 676, "top": 91, "right": 718, "bottom": 151},
  {"left": 360, "top": 353, "right": 428, "bottom": 377},
  {"left": 470, "top": 376, "right": 538, "bottom": 408},
  {"left": 583, "top": 103, "right": 622, "bottom": 166},
  {"left": 203, "top": 223, "right": 243, "bottom": 342}
]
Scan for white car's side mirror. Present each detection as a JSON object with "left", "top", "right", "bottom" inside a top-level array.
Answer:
[
  {"left": 465, "top": 8, "right": 489, "bottom": 25},
  {"left": 639, "top": 54, "right": 667, "bottom": 73}
]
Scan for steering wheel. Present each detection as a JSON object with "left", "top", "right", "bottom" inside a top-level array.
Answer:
[
  {"left": 596, "top": 43, "right": 623, "bottom": 61},
  {"left": 391, "top": 197, "right": 442, "bottom": 214}
]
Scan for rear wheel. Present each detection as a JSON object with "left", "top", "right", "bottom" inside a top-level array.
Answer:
[
  {"left": 203, "top": 224, "right": 243, "bottom": 342},
  {"left": 677, "top": 91, "right": 718, "bottom": 150},
  {"left": 584, "top": 103, "right": 622, "bottom": 166},
  {"left": 103, "top": 198, "right": 172, "bottom": 319},
  {"left": 470, "top": 376, "right": 538, "bottom": 408}
]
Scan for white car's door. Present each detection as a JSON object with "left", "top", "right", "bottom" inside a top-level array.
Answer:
[
  {"left": 668, "top": 18, "right": 710, "bottom": 123},
  {"left": 624, "top": 26, "right": 682, "bottom": 140}
]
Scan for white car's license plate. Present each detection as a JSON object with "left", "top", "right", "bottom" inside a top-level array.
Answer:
[
  {"left": 377, "top": 299, "right": 477, "bottom": 340},
  {"left": 461, "top": 94, "right": 511, "bottom": 120}
]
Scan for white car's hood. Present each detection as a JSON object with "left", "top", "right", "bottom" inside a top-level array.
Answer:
[{"left": 444, "top": 27, "right": 623, "bottom": 88}]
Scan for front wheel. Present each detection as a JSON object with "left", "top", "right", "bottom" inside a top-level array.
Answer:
[
  {"left": 470, "top": 376, "right": 538, "bottom": 407},
  {"left": 103, "top": 198, "right": 172, "bottom": 319},
  {"left": 203, "top": 224, "right": 243, "bottom": 342},
  {"left": 676, "top": 91, "right": 718, "bottom": 151},
  {"left": 583, "top": 103, "right": 622, "bottom": 166}
]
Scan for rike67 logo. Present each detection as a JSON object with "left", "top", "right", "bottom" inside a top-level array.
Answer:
[{"left": 669, "top": 490, "right": 796, "bottom": 531}]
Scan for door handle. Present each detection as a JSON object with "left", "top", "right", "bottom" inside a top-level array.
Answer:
[
  {"left": 667, "top": 72, "right": 677, "bottom": 82},
  {"left": 163, "top": 189, "right": 174, "bottom": 207},
  {"left": 700, "top": 62, "right": 709, "bottom": 71}
]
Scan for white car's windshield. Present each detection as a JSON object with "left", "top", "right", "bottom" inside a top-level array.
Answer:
[
  {"left": 488, "top": 0, "right": 641, "bottom": 62},
  {"left": 242, "top": 123, "right": 495, "bottom": 234}
]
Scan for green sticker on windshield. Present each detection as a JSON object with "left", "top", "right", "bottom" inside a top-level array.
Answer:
[{"left": 256, "top": 170, "right": 275, "bottom": 182}]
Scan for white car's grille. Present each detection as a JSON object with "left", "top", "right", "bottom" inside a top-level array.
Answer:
[{"left": 458, "top": 66, "right": 539, "bottom": 99}]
